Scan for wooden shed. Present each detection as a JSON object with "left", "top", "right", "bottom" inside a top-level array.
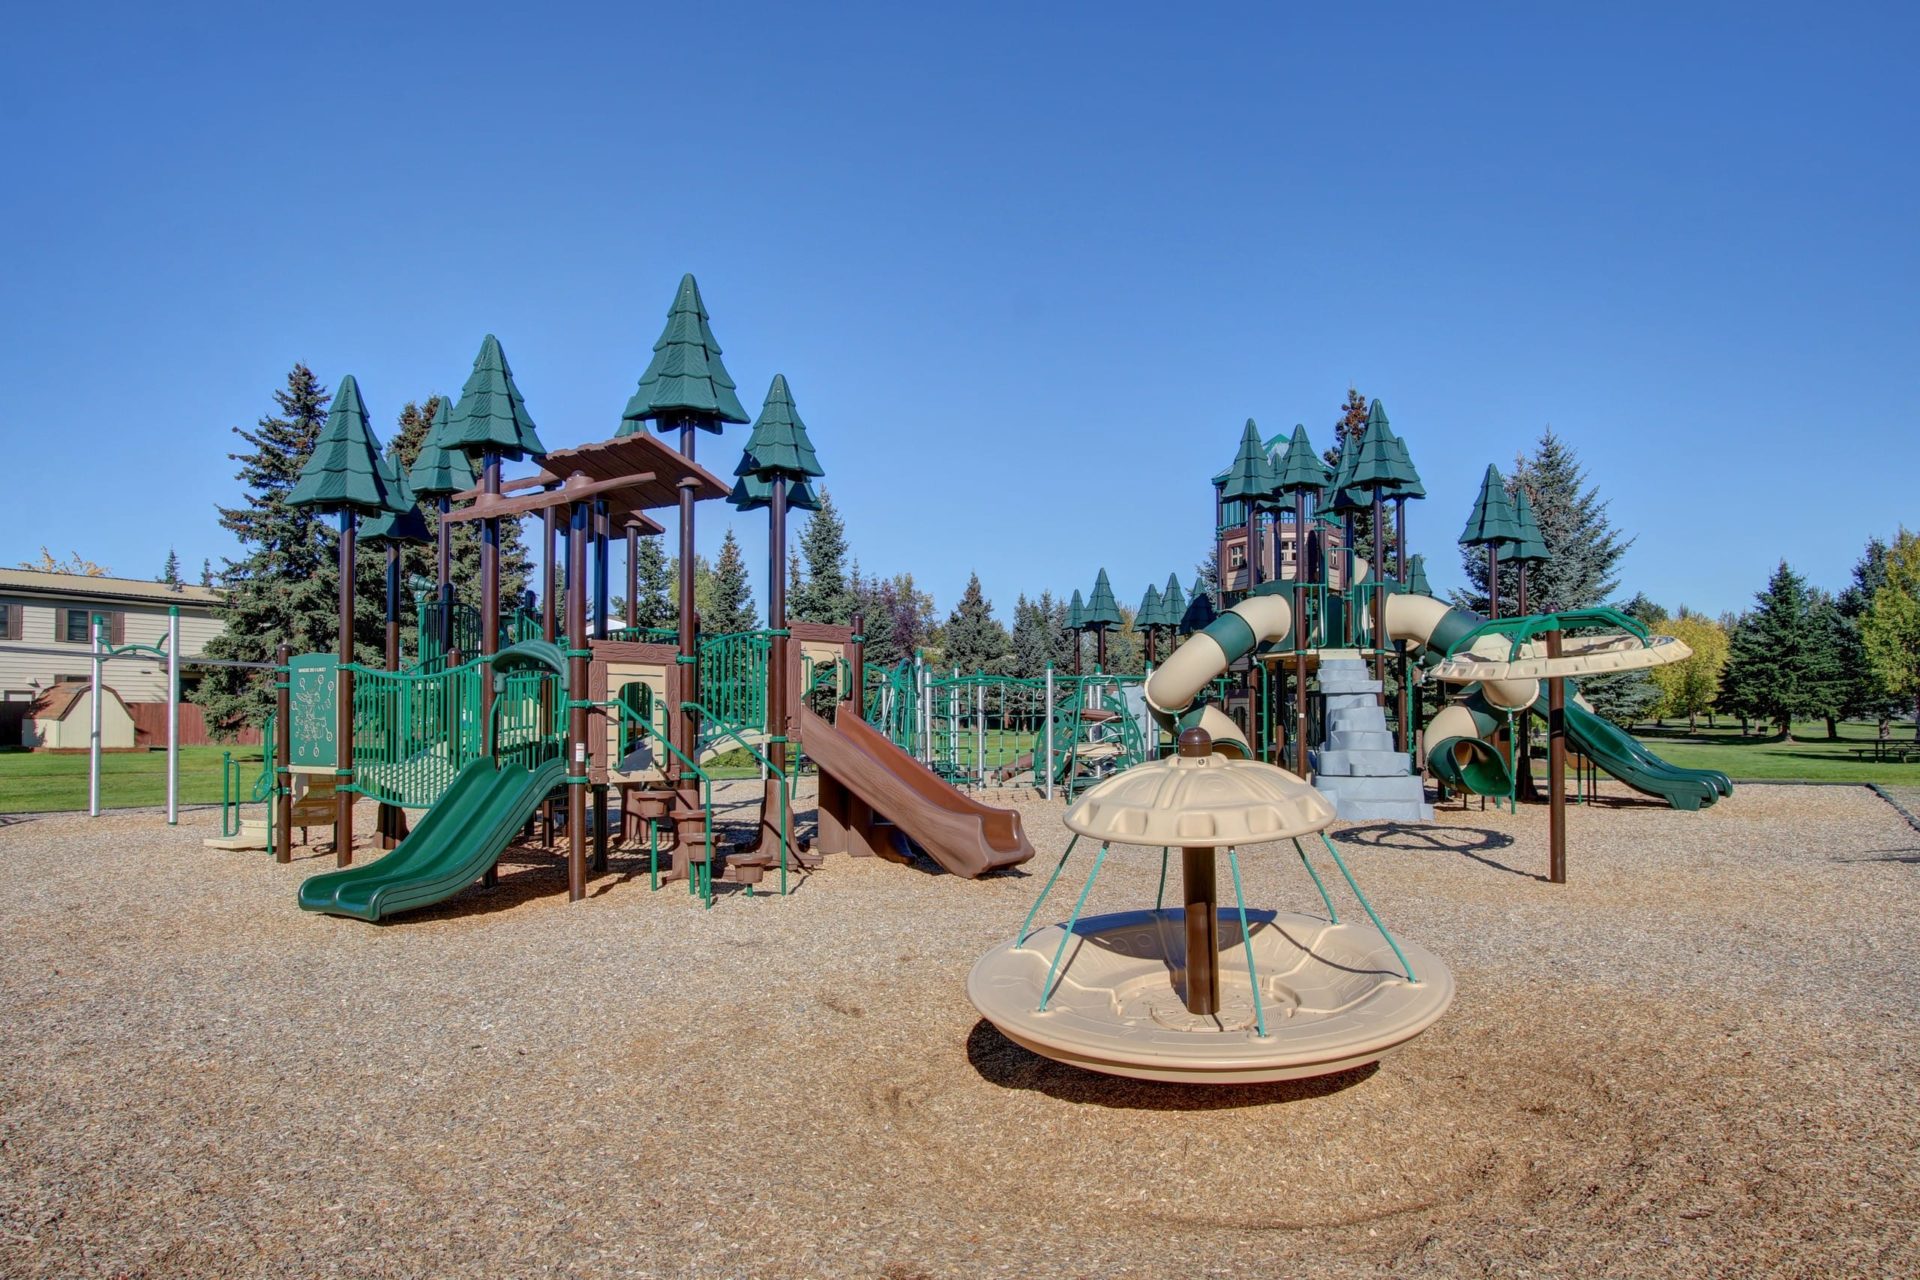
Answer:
[{"left": 24, "top": 683, "right": 135, "bottom": 750}]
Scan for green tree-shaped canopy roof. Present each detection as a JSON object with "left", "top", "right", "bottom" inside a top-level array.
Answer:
[
  {"left": 1082, "top": 568, "right": 1122, "bottom": 628},
  {"left": 1273, "top": 423, "right": 1331, "bottom": 495},
  {"left": 1136, "top": 583, "right": 1162, "bottom": 629},
  {"left": 735, "top": 374, "right": 825, "bottom": 480},
  {"left": 1385, "top": 433, "right": 1426, "bottom": 499},
  {"left": 287, "top": 375, "right": 402, "bottom": 517},
  {"left": 1066, "top": 590, "right": 1085, "bottom": 631},
  {"left": 441, "top": 335, "right": 546, "bottom": 460},
  {"left": 726, "top": 471, "right": 820, "bottom": 513},
  {"left": 1460, "top": 464, "right": 1522, "bottom": 546},
  {"left": 1346, "top": 400, "right": 1425, "bottom": 498},
  {"left": 1219, "top": 419, "right": 1276, "bottom": 502},
  {"left": 619, "top": 273, "right": 749, "bottom": 433},
  {"left": 1407, "top": 553, "right": 1433, "bottom": 597},
  {"left": 1160, "top": 574, "right": 1187, "bottom": 628},
  {"left": 1179, "top": 577, "right": 1216, "bottom": 633},
  {"left": 1325, "top": 429, "right": 1372, "bottom": 513},
  {"left": 407, "top": 395, "right": 477, "bottom": 497},
  {"left": 1508, "top": 485, "right": 1549, "bottom": 562},
  {"left": 362, "top": 457, "right": 431, "bottom": 544}
]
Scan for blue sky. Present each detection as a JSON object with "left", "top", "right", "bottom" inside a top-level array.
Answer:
[{"left": 2, "top": 3, "right": 1913, "bottom": 621}]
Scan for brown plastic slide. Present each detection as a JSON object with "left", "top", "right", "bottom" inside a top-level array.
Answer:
[{"left": 799, "top": 704, "right": 1035, "bottom": 877}]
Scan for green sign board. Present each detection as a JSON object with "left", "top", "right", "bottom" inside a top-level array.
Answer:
[{"left": 289, "top": 654, "right": 338, "bottom": 770}]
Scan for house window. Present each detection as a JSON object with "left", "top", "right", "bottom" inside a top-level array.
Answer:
[
  {"left": 0, "top": 603, "right": 9, "bottom": 638},
  {"left": 65, "top": 610, "right": 93, "bottom": 643},
  {"left": 1227, "top": 544, "right": 1247, "bottom": 570}
]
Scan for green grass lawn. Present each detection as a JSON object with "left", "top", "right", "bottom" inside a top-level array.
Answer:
[
  {"left": 0, "top": 746, "right": 265, "bottom": 814},
  {"left": 1617, "top": 718, "right": 1920, "bottom": 784}
]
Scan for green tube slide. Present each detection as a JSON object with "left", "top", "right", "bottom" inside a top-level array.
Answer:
[
  {"left": 1426, "top": 735, "right": 1512, "bottom": 797},
  {"left": 298, "top": 755, "right": 566, "bottom": 921}
]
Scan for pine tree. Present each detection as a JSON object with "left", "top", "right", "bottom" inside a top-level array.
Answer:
[
  {"left": 200, "top": 558, "right": 214, "bottom": 588},
  {"left": 855, "top": 571, "right": 936, "bottom": 669},
  {"left": 1861, "top": 529, "right": 1920, "bottom": 741},
  {"left": 194, "top": 365, "right": 341, "bottom": 734},
  {"left": 158, "top": 549, "right": 182, "bottom": 591},
  {"left": 1105, "top": 607, "right": 1145, "bottom": 676},
  {"left": 1720, "top": 561, "right": 1822, "bottom": 739},
  {"left": 792, "top": 487, "right": 857, "bottom": 624},
  {"left": 1836, "top": 536, "right": 1899, "bottom": 728},
  {"left": 1322, "top": 388, "right": 1387, "bottom": 555},
  {"left": 1456, "top": 428, "right": 1632, "bottom": 616},
  {"left": 943, "top": 572, "right": 1010, "bottom": 675},
  {"left": 706, "top": 529, "right": 758, "bottom": 634},
  {"left": 628, "top": 535, "right": 674, "bottom": 628}
]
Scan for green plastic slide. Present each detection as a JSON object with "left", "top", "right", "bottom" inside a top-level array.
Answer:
[
  {"left": 298, "top": 755, "right": 566, "bottom": 921},
  {"left": 1545, "top": 697, "right": 1730, "bottom": 811},
  {"left": 1426, "top": 735, "right": 1513, "bottom": 797}
]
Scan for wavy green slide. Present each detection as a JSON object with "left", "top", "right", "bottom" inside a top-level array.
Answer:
[
  {"left": 1545, "top": 693, "right": 1732, "bottom": 812},
  {"left": 299, "top": 755, "right": 566, "bottom": 921}
]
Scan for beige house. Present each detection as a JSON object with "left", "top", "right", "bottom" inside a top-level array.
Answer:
[{"left": 0, "top": 571, "right": 225, "bottom": 747}]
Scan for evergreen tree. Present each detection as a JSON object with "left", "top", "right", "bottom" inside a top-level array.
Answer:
[
  {"left": 386, "top": 396, "right": 533, "bottom": 620},
  {"left": 792, "top": 487, "right": 858, "bottom": 624},
  {"left": 943, "top": 572, "right": 1010, "bottom": 675},
  {"left": 1105, "top": 606, "right": 1145, "bottom": 676},
  {"left": 200, "top": 558, "right": 214, "bottom": 588},
  {"left": 1836, "top": 536, "right": 1899, "bottom": 727},
  {"left": 1861, "top": 529, "right": 1920, "bottom": 740},
  {"left": 628, "top": 535, "right": 674, "bottom": 628},
  {"left": 1720, "top": 561, "right": 1822, "bottom": 739},
  {"left": 158, "top": 549, "right": 182, "bottom": 591},
  {"left": 1455, "top": 428, "right": 1632, "bottom": 616},
  {"left": 1321, "top": 387, "right": 1389, "bottom": 556},
  {"left": 1194, "top": 546, "right": 1219, "bottom": 603},
  {"left": 706, "top": 529, "right": 758, "bottom": 634},
  {"left": 1621, "top": 592, "right": 1668, "bottom": 628},
  {"left": 194, "top": 365, "right": 341, "bottom": 734}
]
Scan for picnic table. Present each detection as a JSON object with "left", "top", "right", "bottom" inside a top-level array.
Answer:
[{"left": 1850, "top": 742, "right": 1916, "bottom": 763}]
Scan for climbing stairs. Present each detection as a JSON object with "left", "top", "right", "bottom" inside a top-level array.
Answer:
[{"left": 1311, "top": 655, "right": 1432, "bottom": 822}]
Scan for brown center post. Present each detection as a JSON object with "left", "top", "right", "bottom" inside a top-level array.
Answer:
[
  {"left": 334, "top": 510, "right": 356, "bottom": 866},
  {"left": 1546, "top": 627, "right": 1567, "bottom": 884},
  {"left": 1177, "top": 728, "right": 1220, "bottom": 1015}
]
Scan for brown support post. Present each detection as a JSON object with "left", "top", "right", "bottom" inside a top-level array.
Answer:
[
  {"left": 1546, "top": 629, "right": 1567, "bottom": 884},
  {"left": 1487, "top": 544, "right": 1501, "bottom": 621},
  {"left": 1182, "top": 846, "right": 1219, "bottom": 1015},
  {"left": 480, "top": 453, "right": 501, "bottom": 735},
  {"left": 1095, "top": 625, "right": 1106, "bottom": 671},
  {"left": 377, "top": 542, "right": 408, "bottom": 851},
  {"left": 764, "top": 475, "right": 792, "bottom": 855},
  {"left": 567, "top": 488, "right": 589, "bottom": 902},
  {"left": 673, "top": 420, "right": 704, "bottom": 862},
  {"left": 274, "top": 643, "right": 292, "bottom": 863},
  {"left": 334, "top": 510, "right": 356, "bottom": 867},
  {"left": 847, "top": 612, "right": 866, "bottom": 719},
  {"left": 542, "top": 509, "right": 557, "bottom": 642},
  {"left": 1294, "top": 490, "right": 1311, "bottom": 777},
  {"left": 436, "top": 495, "right": 453, "bottom": 658},
  {"left": 625, "top": 525, "right": 639, "bottom": 630}
]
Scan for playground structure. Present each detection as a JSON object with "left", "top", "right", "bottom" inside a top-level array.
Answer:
[{"left": 201, "top": 275, "right": 1036, "bottom": 918}]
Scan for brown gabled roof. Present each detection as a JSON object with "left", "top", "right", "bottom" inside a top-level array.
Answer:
[
  {"left": 29, "top": 682, "right": 133, "bottom": 722},
  {"left": 0, "top": 570, "right": 222, "bottom": 607}
]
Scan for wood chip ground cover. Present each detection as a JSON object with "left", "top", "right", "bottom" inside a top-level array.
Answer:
[{"left": 0, "top": 782, "right": 1914, "bottom": 1278}]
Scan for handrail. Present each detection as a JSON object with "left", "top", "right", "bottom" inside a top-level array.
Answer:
[
  {"left": 680, "top": 699, "right": 794, "bottom": 897},
  {"left": 596, "top": 697, "right": 717, "bottom": 906},
  {"left": 1441, "top": 607, "right": 1653, "bottom": 660}
]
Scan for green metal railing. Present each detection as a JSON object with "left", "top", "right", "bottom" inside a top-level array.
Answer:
[
  {"left": 697, "top": 631, "right": 771, "bottom": 739},
  {"left": 598, "top": 696, "right": 718, "bottom": 907},
  {"left": 219, "top": 711, "right": 278, "bottom": 844},
  {"left": 348, "top": 658, "right": 487, "bottom": 807}
]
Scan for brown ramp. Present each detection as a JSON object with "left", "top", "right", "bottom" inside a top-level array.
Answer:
[{"left": 799, "top": 704, "right": 1035, "bottom": 877}]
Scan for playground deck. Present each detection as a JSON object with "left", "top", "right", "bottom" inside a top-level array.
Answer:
[{"left": 2, "top": 783, "right": 1916, "bottom": 1279}]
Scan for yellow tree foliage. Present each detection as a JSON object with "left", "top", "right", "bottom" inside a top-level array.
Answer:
[
  {"left": 16, "top": 547, "right": 111, "bottom": 576},
  {"left": 1650, "top": 613, "right": 1730, "bottom": 728},
  {"left": 1861, "top": 528, "right": 1920, "bottom": 738}
]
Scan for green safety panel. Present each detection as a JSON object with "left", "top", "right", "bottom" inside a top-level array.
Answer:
[{"left": 288, "top": 654, "right": 338, "bottom": 769}]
